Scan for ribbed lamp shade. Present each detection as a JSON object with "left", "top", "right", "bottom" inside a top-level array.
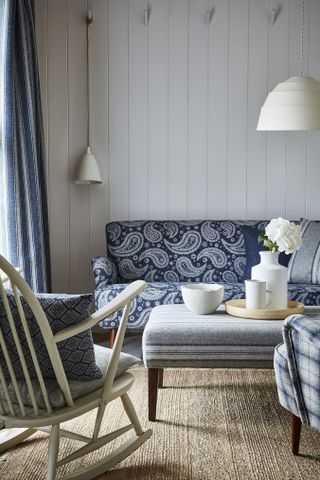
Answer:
[
  {"left": 74, "top": 146, "right": 102, "bottom": 185},
  {"left": 257, "top": 76, "right": 320, "bottom": 131}
]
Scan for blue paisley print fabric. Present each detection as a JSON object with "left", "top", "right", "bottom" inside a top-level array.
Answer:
[
  {"left": 92, "top": 255, "right": 118, "bottom": 287},
  {"left": 91, "top": 220, "right": 320, "bottom": 331},
  {"left": 106, "top": 220, "right": 249, "bottom": 283},
  {"left": 94, "top": 281, "right": 245, "bottom": 329},
  {"left": 94, "top": 281, "right": 320, "bottom": 330}
]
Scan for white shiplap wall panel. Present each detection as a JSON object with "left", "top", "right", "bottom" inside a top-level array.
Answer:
[
  {"left": 187, "top": 0, "right": 208, "bottom": 219},
  {"left": 108, "top": 0, "right": 129, "bottom": 221},
  {"left": 35, "top": 0, "right": 320, "bottom": 292},
  {"left": 68, "top": 0, "right": 91, "bottom": 293},
  {"left": 246, "top": 0, "right": 269, "bottom": 220},
  {"left": 148, "top": 0, "right": 169, "bottom": 219},
  {"left": 207, "top": 0, "right": 228, "bottom": 219},
  {"left": 167, "top": 0, "right": 188, "bottom": 219},
  {"left": 128, "top": 0, "right": 148, "bottom": 219},
  {"left": 89, "top": 0, "right": 109, "bottom": 272},
  {"left": 227, "top": 0, "right": 249, "bottom": 218},
  {"left": 286, "top": 132, "right": 307, "bottom": 220},
  {"left": 35, "top": 0, "right": 48, "bottom": 168},
  {"left": 266, "top": 0, "right": 290, "bottom": 219},
  {"left": 306, "top": 0, "right": 320, "bottom": 219},
  {"left": 286, "top": 0, "right": 310, "bottom": 220},
  {"left": 46, "top": 0, "right": 70, "bottom": 292}
]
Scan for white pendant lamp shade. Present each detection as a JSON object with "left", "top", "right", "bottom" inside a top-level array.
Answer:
[
  {"left": 75, "top": 146, "right": 102, "bottom": 185},
  {"left": 257, "top": 76, "right": 320, "bottom": 131}
]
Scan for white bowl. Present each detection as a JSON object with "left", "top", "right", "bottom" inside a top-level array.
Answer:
[{"left": 181, "top": 283, "right": 224, "bottom": 315}]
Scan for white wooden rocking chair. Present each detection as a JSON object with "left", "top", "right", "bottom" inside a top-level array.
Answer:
[{"left": 0, "top": 254, "right": 152, "bottom": 479}]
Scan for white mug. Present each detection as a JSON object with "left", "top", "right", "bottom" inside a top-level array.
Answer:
[{"left": 245, "top": 279, "right": 272, "bottom": 310}]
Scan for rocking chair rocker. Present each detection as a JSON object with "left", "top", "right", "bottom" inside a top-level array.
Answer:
[{"left": 0, "top": 254, "right": 151, "bottom": 479}]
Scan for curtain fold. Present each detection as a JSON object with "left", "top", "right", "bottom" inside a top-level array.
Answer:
[{"left": 0, "top": 0, "right": 51, "bottom": 292}]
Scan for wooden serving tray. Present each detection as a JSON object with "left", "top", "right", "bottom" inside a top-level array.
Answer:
[{"left": 225, "top": 299, "right": 304, "bottom": 320}]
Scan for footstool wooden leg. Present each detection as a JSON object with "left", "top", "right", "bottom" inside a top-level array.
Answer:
[
  {"left": 158, "top": 368, "right": 164, "bottom": 388},
  {"left": 148, "top": 368, "right": 159, "bottom": 421},
  {"left": 292, "top": 414, "right": 302, "bottom": 455},
  {"left": 109, "top": 329, "right": 116, "bottom": 348}
]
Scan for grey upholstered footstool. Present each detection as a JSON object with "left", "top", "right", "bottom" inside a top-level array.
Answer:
[{"left": 143, "top": 304, "right": 286, "bottom": 421}]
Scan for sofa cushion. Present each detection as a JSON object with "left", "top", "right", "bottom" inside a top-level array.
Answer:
[
  {"left": 0, "top": 345, "right": 140, "bottom": 409},
  {"left": 95, "top": 281, "right": 245, "bottom": 329},
  {"left": 241, "top": 223, "right": 291, "bottom": 281},
  {"left": 94, "top": 281, "right": 320, "bottom": 330},
  {"left": 0, "top": 292, "right": 102, "bottom": 381},
  {"left": 106, "top": 220, "right": 248, "bottom": 283},
  {"left": 288, "top": 219, "right": 320, "bottom": 284}
]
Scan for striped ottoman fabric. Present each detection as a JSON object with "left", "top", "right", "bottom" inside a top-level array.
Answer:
[
  {"left": 143, "top": 305, "right": 320, "bottom": 421},
  {"left": 143, "top": 304, "right": 285, "bottom": 369}
]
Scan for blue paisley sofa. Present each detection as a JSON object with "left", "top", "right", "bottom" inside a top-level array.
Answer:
[{"left": 92, "top": 220, "right": 320, "bottom": 332}]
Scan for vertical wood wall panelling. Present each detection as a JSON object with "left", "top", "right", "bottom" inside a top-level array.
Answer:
[
  {"left": 266, "top": 0, "right": 290, "bottom": 219},
  {"left": 68, "top": 0, "right": 91, "bottom": 293},
  {"left": 187, "top": 0, "right": 209, "bottom": 219},
  {"left": 306, "top": 0, "right": 320, "bottom": 219},
  {"left": 35, "top": 0, "right": 320, "bottom": 292},
  {"left": 246, "top": 0, "right": 269, "bottom": 219},
  {"left": 167, "top": 0, "right": 188, "bottom": 219},
  {"left": 89, "top": 0, "right": 109, "bottom": 279},
  {"left": 286, "top": 0, "right": 309, "bottom": 220},
  {"left": 34, "top": 0, "right": 48, "bottom": 173},
  {"left": 227, "top": 0, "right": 249, "bottom": 219},
  {"left": 46, "top": 0, "right": 70, "bottom": 292},
  {"left": 148, "top": 0, "right": 169, "bottom": 219},
  {"left": 108, "top": 0, "right": 129, "bottom": 221},
  {"left": 207, "top": 0, "right": 228, "bottom": 219},
  {"left": 128, "top": 0, "right": 148, "bottom": 219}
]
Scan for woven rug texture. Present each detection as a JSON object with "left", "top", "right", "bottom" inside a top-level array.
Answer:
[{"left": 0, "top": 368, "right": 319, "bottom": 479}]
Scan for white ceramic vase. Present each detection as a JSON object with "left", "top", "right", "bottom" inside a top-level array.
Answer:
[{"left": 251, "top": 251, "right": 288, "bottom": 310}]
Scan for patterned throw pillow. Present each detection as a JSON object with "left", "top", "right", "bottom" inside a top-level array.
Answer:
[
  {"left": 0, "top": 292, "right": 102, "bottom": 380},
  {"left": 288, "top": 219, "right": 320, "bottom": 284}
]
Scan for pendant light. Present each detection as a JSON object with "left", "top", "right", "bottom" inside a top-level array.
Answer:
[
  {"left": 74, "top": 8, "right": 102, "bottom": 185},
  {"left": 257, "top": 0, "right": 320, "bottom": 131}
]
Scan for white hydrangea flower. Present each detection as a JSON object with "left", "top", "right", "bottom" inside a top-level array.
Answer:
[
  {"left": 264, "top": 217, "right": 302, "bottom": 254},
  {"left": 265, "top": 217, "right": 289, "bottom": 242},
  {"left": 276, "top": 223, "right": 302, "bottom": 254}
]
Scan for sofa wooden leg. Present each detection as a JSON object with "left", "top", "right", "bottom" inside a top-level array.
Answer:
[
  {"left": 109, "top": 329, "right": 116, "bottom": 348},
  {"left": 158, "top": 368, "right": 164, "bottom": 388},
  {"left": 148, "top": 368, "right": 159, "bottom": 421},
  {"left": 292, "top": 414, "right": 302, "bottom": 455}
]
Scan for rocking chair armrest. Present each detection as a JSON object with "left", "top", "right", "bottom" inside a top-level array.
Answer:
[
  {"left": 1, "top": 267, "right": 23, "bottom": 285},
  {"left": 52, "top": 280, "right": 146, "bottom": 343}
]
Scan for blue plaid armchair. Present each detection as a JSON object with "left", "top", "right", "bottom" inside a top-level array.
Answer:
[{"left": 274, "top": 314, "right": 320, "bottom": 455}]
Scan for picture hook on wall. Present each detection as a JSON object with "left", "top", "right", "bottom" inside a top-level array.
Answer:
[
  {"left": 206, "top": 7, "right": 214, "bottom": 26},
  {"left": 270, "top": 5, "right": 282, "bottom": 25},
  {"left": 144, "top": 7, "right": 151, "bottom": 26}
]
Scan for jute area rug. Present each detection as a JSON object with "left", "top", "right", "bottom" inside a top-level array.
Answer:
[{"left": 0, "top": 368, "right": 319, "bottom": 480}]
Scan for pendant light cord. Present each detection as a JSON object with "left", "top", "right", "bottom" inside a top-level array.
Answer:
[
  {"left": 86, "top": 7, "right": 92, "bottom": 146},
  {"left": 300, "top": 0, "right": 305, "bottom": 77}
]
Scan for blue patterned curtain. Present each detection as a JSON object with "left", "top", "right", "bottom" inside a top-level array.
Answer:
[{"left": 0, "top": 0, "right": 51, "bottom": 292}]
